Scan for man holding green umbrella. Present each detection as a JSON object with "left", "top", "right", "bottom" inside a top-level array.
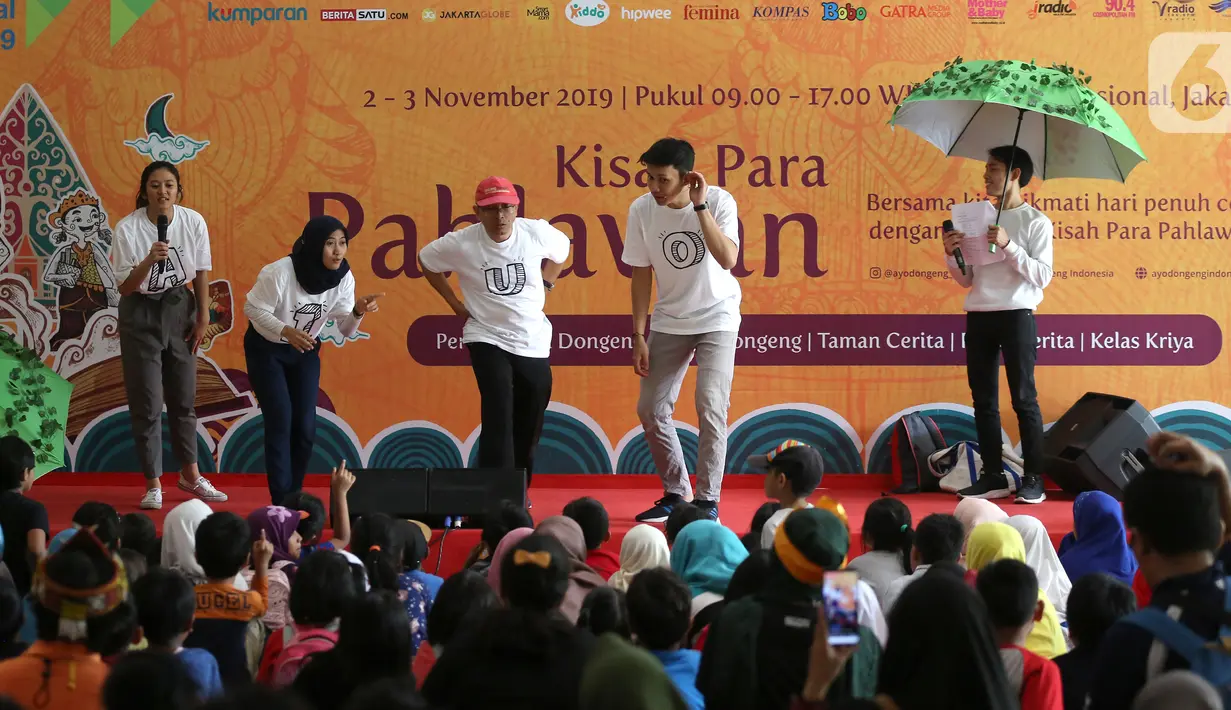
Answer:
[{"left": 942, "top": 146, "right": 1053, "bottom": 504}]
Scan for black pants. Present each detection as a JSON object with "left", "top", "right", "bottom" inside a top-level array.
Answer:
[
  {"left": 966, "top": 310, "right": 1045, "bottom": 478},
  {"left": 244, "top": 325, "right": 321, "bottom": 505},
  {"left": 467, "top": 342, "right": 552, "bottom": 488}
]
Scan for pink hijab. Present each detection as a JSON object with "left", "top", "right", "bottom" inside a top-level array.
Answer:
[{"left": 487, "top": 527, "right": 534, "bottom": 601}]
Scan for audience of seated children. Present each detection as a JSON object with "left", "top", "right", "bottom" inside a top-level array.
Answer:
[
  {"left": 1057, "top": 490, "right": 1138, "bottom": 586},
  {"left": 103, "top": 649, "right": 202, "bottom": 710},
  {"left": 261, "top": 551, "right": 359, "bottom": 687},
  {"left": 749, "top": 441, "right": 825, "bottom": 550},
  {"left": 0, "top": 531, "right": 136, "bottom": 710},
  {"left": 578, "top": 586, "right": 631, "bottom": 639},
  {"left": 49, "top": 502, "right": 121, "bottom": 554},
  {"left": 243, "top": 506, "right": 306, "bottom": 630},
  {"left": 282, "top": 461, "right": 354, "bottom": 559},
  {"left": 351, "top": 513, "right": 432, "bottom": 655},
  {"left": 185, "top": 511, "right": 272, "bottom": 688},
  {"left": 0, "top": 582, "right": 25, "bottom": 661},
  {"left": 1086, "top": 432, "right": 1231, "bottom": 710},
  {"left": 627, "top": 567, "right": 705, "bottom": 710},
  {"left": 0, "top": 436, "right": 47, "bottom": 597},
  {"left": 741, "top": 502, "right": 781, "bottom": 552},
  {"left": 1008, "top": 515, "right": 1072, "bottom": 624},
  {"left": 132, "top": 567, "right": 223, "bottom": 698},
  {"left": 396, "top": 519, "right": 443, "bottom": 599},
  {"left": 882, "top": 513, "right": 964, "bottom": 613},
  {"left": 848, "top": 497, "right": 914, "bottom": 607},
  {"left": 564, "top": 497, "right": 621, "bottom": 580},
  {"left": 977, "top": 559, "right": 1064, "bottom": 710},
  {"left": 412, "top": 569, "right": 499, "bottom": 689},
  {"left": 1053, "top": 573, "right": 1136, "bottom": 710},
  {"left": 670, "top": 520, "right": 749, "bottom": 621}
]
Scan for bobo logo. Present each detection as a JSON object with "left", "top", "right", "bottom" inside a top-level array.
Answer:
[
  {"left": 823, "top": 2, "right": 870, "bottom": 18},
  {"left": 566, "top": 0, "right": 610, "bottom": 24}
]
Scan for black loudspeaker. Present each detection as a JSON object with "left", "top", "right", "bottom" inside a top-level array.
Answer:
[
  {"left": 1043, "top": 392, "right": 1161, "bottom": 500},
  {"left": 347, "top": 468, "right": 525, "bottom": 528}
]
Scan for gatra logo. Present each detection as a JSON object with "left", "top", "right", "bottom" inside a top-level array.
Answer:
[
  {"left": 682, "top": 3, "right": 741, "bottom": 18},
  {"left": 822, "top": 2, "right": 869, "bottom": 18},
  {"left": 206, "top": 3, "right": 309, "bottom": 24},
  {"left": 752, "top": 4, "right": 810, "bottom": 17},
  {"left": 321, "top": 8, "right": 410, "bottom": 20},
  {"left": 968, "top": 0, "right": 1008, "bottom": 22},
  {"left": 879, "top": 3, "right": 953, "bottom": 16},
  {"left": 1153, "top": 0, "right": 1196, "bottom": 17},
  {"left": 1028, "top": 0, "right": 1077, "bottom": 15},
  {"left": 566, "top": 0, "right": 610, "bottom": 25},
  {"left": 527, "top": 4, "right": 552, "bottom": 19}
]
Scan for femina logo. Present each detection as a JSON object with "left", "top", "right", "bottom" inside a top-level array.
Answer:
[
  {"left": 566, "top": 0, "right": 610, "bottom": 24},
  {"left": 752, "top": 4, "right": 811, "bottom": 17},
  {"left": 682, "top": 3, "right": 741, "bottom": 18},
  {"left": 207, "top": 3, "right": 310, "bottom": 24}
]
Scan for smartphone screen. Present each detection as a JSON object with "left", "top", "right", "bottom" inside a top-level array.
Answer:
[{"left": 822, "top": 570, "right": 860, "bottom": 646}]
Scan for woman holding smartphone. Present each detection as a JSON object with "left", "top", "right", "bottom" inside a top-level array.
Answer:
[
  {"left": 243, "top": 215, "right": 382, "bottom": 505},
  {"left": 113, "top": 161, "right": 227, "bottom": 510}
]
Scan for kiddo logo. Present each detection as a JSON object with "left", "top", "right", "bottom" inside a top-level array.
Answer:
[
  {"left": 1148, "top": 32, "right": 1231, "bottom": 133},
  {"left": 566, "top": 0, "right": 610, "bottom": 24}
]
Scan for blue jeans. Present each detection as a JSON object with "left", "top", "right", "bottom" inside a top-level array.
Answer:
[{"left": 244, "top": 325, "right": 321, "bottom": 504}]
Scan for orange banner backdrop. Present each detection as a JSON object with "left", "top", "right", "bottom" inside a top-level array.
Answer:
[{"left": 2, "top": 0, "right": 1231, "bottom": 475}]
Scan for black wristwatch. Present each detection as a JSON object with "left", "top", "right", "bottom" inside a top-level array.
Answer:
[
  {"left": 694, "top": 202, "right": 708, "bottom": 212},
  {"left": 543, "top": 280, "right": 555, "bottom": 292}
]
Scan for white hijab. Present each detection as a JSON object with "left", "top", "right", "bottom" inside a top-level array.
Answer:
[
  {"left": 161, "top": 499, "right": 248, "bottom": 590},
  {"left": 1007, "top": 515, "right": 1071, "bottom": 623},
  {"left": 608, "top": 524, "right": 670, "bottom": 592}
]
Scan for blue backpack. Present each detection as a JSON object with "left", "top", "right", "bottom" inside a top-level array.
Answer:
[{"left": 1122, "top": 577, "right": 1231, "bottom": 704}]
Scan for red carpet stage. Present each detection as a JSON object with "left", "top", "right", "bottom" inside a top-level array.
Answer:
[{"left": 30, "top": 473, "right": 1077, "bottom": 577}]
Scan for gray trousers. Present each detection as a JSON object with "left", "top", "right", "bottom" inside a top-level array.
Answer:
[
  {"left": 118, "top": 288, "right": 198, "bottom": 479},
  {"left": 636, "top": 330, "right": 737, "bottom": 502}
]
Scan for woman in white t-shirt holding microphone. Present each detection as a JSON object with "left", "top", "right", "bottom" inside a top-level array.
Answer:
[
  {"left": 113, "top": 161, "right": 228, "bottom": 510},
  {"left": 419, "top": 176, "right": 571, "bottom": 499},
  {"left": 243, "top": 215, "right": 383, "bottom": 505}
]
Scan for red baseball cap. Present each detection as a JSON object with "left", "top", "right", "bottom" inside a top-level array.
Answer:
[{"left": 474, "top": 176, "right": 520, "bottom": 207}]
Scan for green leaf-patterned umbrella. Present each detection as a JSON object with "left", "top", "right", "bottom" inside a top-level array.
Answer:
[
  {"left": 889, "top": 58, "right": 1147, "bottom": 184},
  {"left": 0, "top": 331, "right": 72, "bottom": 479}
]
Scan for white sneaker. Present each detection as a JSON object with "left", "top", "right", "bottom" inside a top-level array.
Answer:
[
  {"left": 139, "top": 488, "right": 163, "bottom": 510},
  {"left": 178, "top": 475, "right": 228, "bottom": 503}
]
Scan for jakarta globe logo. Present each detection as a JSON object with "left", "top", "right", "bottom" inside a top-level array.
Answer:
[{"left": 566, "top": 0, "right": 610, "bottom": 25}]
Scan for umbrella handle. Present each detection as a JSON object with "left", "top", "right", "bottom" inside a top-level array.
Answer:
[{"left": 992, "top": 107, "right": 1027, "bottom": 253}]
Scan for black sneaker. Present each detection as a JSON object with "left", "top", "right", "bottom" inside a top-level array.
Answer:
[
  {"left": 958, "top": 472, "right": 1012, "bottom": 500},
  {"left": 636, "top": 494, "right": 685, "bottom": 523},
  {"left": 1014, "top": 475, "right": 1047, "bottom": 504},
  {"left": 694, "top": 500, "right": 720, "bottom": 522}
]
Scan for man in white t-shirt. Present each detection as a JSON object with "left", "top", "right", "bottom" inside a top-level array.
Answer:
[
  {"left": 419, "top": 176, "right": 571, "bottom": 495},
  {"left": 623, "top": 138, "right": 742, "bottom": 524},
  {"left": 943, "top": 146, "right": 1054, "bottom": 505}
]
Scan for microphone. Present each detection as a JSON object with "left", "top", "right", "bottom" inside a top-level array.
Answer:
[
  {"left": 156, "top": 214, "right": 169, "bottom": 243},
  {"left": 943, "top": 220, "right": 966, "bottom": 275}
]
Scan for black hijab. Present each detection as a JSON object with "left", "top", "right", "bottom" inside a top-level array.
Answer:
[
  {"left": 877, "top": 567, "right": 1017, "bottom": 710},
  {"left": 291, "top": 216, "right": 350, "bottom": 295}
]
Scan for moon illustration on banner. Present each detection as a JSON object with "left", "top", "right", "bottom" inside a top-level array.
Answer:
[{"left": 123, "top": 93, "right": 210, "bottom": 165}]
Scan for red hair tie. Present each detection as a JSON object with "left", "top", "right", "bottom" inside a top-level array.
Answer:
[{"left": 369, "top": 545, "right": 381, "bottom": 552}]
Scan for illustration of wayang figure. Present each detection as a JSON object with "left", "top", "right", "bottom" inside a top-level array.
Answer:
[{"left": 44, "top": 190, "right": 120, "bottom": 350}]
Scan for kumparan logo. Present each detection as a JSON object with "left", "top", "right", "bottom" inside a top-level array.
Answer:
[
  {"left": 682, "top": 3, "right": 741, "bottom": 18},
  {"left": 566, "top": 0, "right": 610, "bottom": 25},
  {"left": 207, "top": 2, "right": 309, "bottom": 24}
]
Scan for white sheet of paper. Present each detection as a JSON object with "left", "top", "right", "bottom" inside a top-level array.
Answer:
[{"left": 950, "top": 201, "right": 1005, "bottom": 266}]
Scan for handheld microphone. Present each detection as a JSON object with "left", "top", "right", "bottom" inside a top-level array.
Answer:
[
  {"left": 156, "top": 214, "right": 169, "bottom": 243},
  {"left": 943, "top": 220, "right": 965, "bottom": 275}
]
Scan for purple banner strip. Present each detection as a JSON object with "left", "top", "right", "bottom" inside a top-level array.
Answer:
[{"left": 406, "top": 314, "right": 1223, "bottom": 367}]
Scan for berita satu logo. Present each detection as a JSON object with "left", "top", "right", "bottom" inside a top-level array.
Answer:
[{"left": 566, "top": 0, "right": 610, "bottom": 24}]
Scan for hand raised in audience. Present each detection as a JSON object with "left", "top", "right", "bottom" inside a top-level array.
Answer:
[
  {"left": 332, "top": 459, "right": 355, "bottom": 494},
  {"left": 252, "top": 529, "right": 275, "bottom": 571}
]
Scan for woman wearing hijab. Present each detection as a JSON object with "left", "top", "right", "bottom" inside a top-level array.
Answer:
[
  {"left": 536, "top": 516, "right": 607, "bottom": 623},
  {"left": 609, "top": 524, "right": 671, "bottom": 593},
  {"left": 670, "top": 520, "right": 749, "bottom": 619},
  {"left": 487, "top": 527, "right": 534, "bottom": 601},
  {"left": 1057, "top": 491, "right": 1138, "bottom": 585},
  {"left": 162, "top": 499, "right": 218, "bottom": 586},
  {"left": 242, "top": 505, "right": 307, "bottom": 630},
  {"left": 244, "top": 215, "right": 384, "bottom": 505},
  {"left": 1007, "top": 515, "right": 1072, "bottom": 623},
  {"left": 699, "top": 509, "right": 880, "bottom": 710},
  {"left": 966, "top": 522, "right": 1068, "bottom": 658},
  {"left": 955, "top": 498, "right": 1009, "bottom": 547}
]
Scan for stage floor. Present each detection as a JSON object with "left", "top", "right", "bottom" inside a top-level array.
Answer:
[{"left": 29, "top": 473, "right": 1078, "bottom": 578}]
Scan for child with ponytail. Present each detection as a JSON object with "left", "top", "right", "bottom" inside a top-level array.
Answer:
[
  {"left": 350, "top": 513, "right": 431, "bottom": 657},
  {"left": 850, "top": 497, "right": 914, "bottom": 608}
]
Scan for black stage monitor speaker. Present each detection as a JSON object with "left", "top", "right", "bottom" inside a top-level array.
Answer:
[
  {"left": 1043, "top": 392, "right": 1160, "bottom": 500},
  {"left": 346, "top": 467, "right": 525, "bottom": 529}
]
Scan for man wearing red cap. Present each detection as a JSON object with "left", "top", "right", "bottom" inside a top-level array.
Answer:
[
  {"left": 625, "top": 138, "right": 742, "bottom": 525},
  {"left": 419, "top": 177, "right": 571, "bottom": 492}
]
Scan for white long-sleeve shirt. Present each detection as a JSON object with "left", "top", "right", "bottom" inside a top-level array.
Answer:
[
  {"left": 244, "top": 256, "right": 361, "bottom": 344},
  {"left": 945, "top": 202, "right": 1054, "bottom": 312}
]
